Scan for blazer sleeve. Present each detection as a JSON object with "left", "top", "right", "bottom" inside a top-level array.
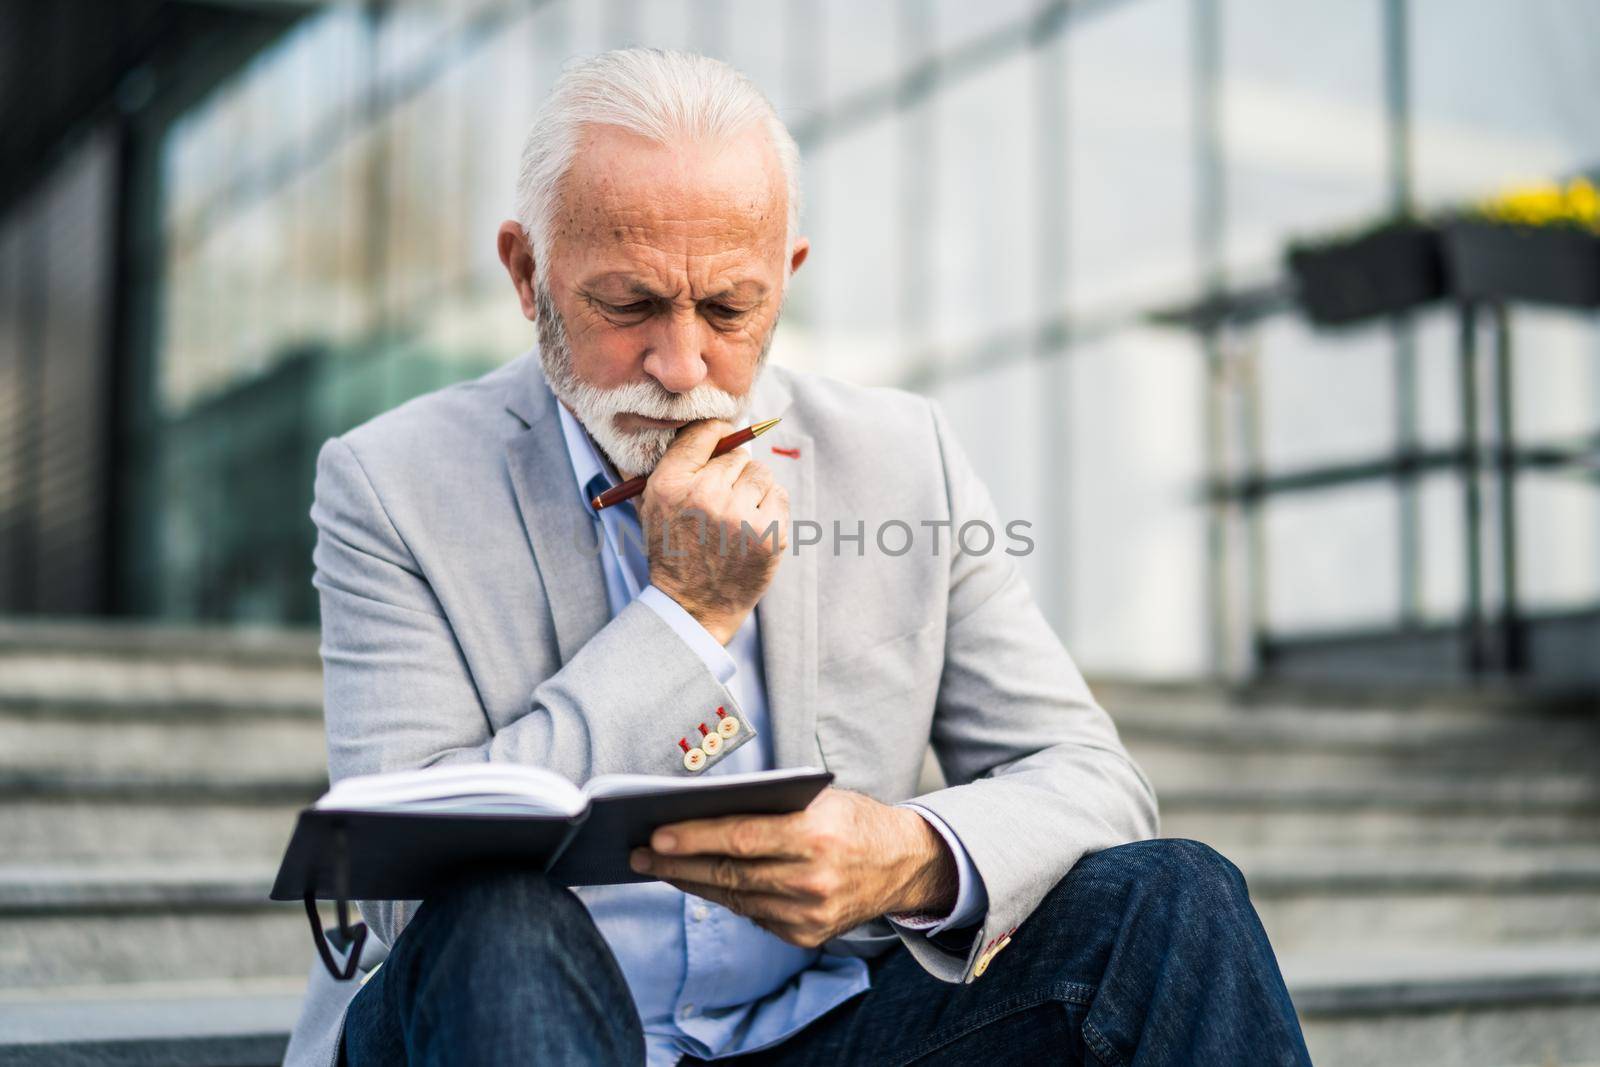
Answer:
[
  {"left": 892, "top": 400, "right": 1161, "bottom": 984},
  {"left": 309, "top": 435, "right": 742, "bottom": 949}
]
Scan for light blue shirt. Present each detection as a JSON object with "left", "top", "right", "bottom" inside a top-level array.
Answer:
[{"left": 555, "top": 403, "right": 986, "bottom": 1065}]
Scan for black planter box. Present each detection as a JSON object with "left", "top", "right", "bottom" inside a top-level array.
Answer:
[
  {"left": 1443, "top": 220, "right": 1600, "bottom": 309},
  {"left": 1287, "top": 225, "right": 1446, "bottom": 327}
]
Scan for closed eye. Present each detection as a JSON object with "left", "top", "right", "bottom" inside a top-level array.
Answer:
[
  {"left": 703, "top": 303, "right": 750, "bottom": 321},
  {"left": 588, "top": 296, "right": 656, "bottom": 323}
]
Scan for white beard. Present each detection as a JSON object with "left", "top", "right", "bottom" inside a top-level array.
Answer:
[{"left": 534, "top": 278, "right": 767, "bottom": 476}]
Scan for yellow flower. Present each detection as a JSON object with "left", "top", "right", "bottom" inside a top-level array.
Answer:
[{"left": 1479, "top": 177, "right": 1600, "bottom": 232}]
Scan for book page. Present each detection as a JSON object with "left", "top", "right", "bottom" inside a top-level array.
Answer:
[
  {"left": 583, "top": 765, "right": 826, "bottom": 801},
  {"left": 315, "top": 762, "right": 588, "bottom": 817}
]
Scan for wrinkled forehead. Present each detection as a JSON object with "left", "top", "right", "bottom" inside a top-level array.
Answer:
[{"left": 550, "top": 125, "right": 789, "bottom": 272}]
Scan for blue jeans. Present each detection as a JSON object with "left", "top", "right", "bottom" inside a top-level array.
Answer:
[{"left": 342, "top": 839, "right": 1311, "bottom": 1065}]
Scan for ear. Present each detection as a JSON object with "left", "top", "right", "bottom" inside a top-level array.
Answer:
[
  {"left": 788, "top": 236, "right": 810, "bottom": 277},
  {"left": 497, "top": 220, "right": 539, "bottom": 322}
]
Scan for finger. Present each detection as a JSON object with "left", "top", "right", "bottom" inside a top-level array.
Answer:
[
  {"left": 730, "top": 461, "right": 775, "bottom": 508},
  {"left": 696, "top": 446, "right": 751, "bottom": 492},
  {"left": 660, "top": 419, "right": 735, "bottom": 469},
  {"left": 650, "top": 813, "right": 802, "bottom": 860},
  {"left": 633, "top": 851, "right": 807, "bottom": 895},
  {"left": 756, "top": 481, "right": 789, "bottom": 514},
  {"left": 754, "top": 484, "right": 790, "bottom": 546}
]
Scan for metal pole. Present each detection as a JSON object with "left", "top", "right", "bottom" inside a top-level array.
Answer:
[
  {"left": 1459, "top": 302, "right": 1486, "bottom": 674},
  {"left": 1491, "top": 301, "right": 1522, "bottom": 672},
  {"left": 1193, "top": 0, "right": 1235, "bottom": 676},
  {"left": 1385, "top": 0, "right": 1421, "bottom": 628},
  {"left": 1234, "top": 330, "right": 1269, "bottom": 668}
]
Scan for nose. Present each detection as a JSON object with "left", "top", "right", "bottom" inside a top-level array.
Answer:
[{"left": 641, "top": 306, "right": 709, "bottom": 394}]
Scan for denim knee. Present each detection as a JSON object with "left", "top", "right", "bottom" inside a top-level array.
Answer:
[
  {"left": 423, "top": 866, "right": 581, "bottom": 942},
  {"left": 1042, "top": 838, "right": 1252, "bottom": 921},
  {"left": 1118, "top": 839, "right": 1246, "bottom": 889}
]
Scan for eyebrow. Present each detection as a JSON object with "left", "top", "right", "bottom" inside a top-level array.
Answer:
[{"left": 579, "top": 273, "right": 770, "bottom": 303}]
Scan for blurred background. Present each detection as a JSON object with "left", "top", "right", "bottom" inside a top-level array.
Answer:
[
  {"left": 1, "top": 1, "right": 1598, "bottom": 1064},
  {"left": 4, "top": 0, "right": 1598, "bottom": 685}
]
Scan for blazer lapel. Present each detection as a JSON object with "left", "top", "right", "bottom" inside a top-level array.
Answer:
[
  {"left": 752, "top": 372, "right": 823, "bottom": 769},
  {"left": 502, "top": 353, "right": 820, "bottom": 763},
  {"left": 503, "top": 357, "right": 611, "bottom": 666}
]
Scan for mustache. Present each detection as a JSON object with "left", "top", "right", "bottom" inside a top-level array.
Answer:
[{"left": 598, "top": 378, "right": 743, "bottom": 424}]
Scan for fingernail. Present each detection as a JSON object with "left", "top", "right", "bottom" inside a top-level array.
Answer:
[
  {"left": 653, "top": 831, "right": 677, "bottom": 853},
  {"left": 629, "top": 849, "right": 652, "bottom": 873}
]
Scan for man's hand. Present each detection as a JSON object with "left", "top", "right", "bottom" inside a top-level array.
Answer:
[
  {"left": 640, "top": 419, "right": 789, "bottom": 644},
  {"left": 627, "top": 788, "right": 957, "bottom": 948}
]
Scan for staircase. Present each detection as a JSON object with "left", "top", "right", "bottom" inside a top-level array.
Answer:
[
  {"left": 0, "top": 622, "right": 1596, "bottom": 1065},
  {"left": 0, "top": 620, "right": 325, "bottom": 1066},
  {"left": 1098, "top": 679, "right": 1600, "bottom": 1066}
]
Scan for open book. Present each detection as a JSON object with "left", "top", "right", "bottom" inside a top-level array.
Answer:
[
  {"left": 315, "top": 762, "right": 824, "bottom": 818},
  {"left": 272, "top": 763, "right": 832, "bottom": 906}
]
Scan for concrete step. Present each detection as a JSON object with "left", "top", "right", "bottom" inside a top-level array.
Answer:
[
  {"left": 0, "top": 977, "right": 303, "bottom": 1067},
  {"left": 0, "top": 780, "right": 321, "bottom": 864},
  {"left": 0, "top": 619, "right": 322, "bottom": 712},
  {"left": 0, "top": 657, "right": 322, "bottom": 713},
  {"left": 1111, "top": 696, "right": 1600, "bottom": 745},
  {"left": 1287, "top": 941, "right": 1600, "bottom": 1066},
  {"left": 1234, "top": 847, "right": 1600, "bottom": 954},
  {"left": 0, "top": 864, "right": 311, "bottom": 989},
  {"left": 1093, "top": 676, "right": 1599, "bottom": 722},
  {"left": 1137, "top": 744, "right": 1600, "bottom": 790},
  {"left": 0, "top": 707, "right": 327, "bottom": 782},
  {"left": 0, "top": 618, "right": 321, "bottom": 664},
  {"left": 1160, "top": 779, "right": 1600, "bottom": 849},
  {"left": 1124, "top": 712, "right": 1600, "bottom": 788}
]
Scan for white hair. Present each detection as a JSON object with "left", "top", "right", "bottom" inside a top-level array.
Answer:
[{"left": 514, "top": 48, "right": 802, "bottom": 268}]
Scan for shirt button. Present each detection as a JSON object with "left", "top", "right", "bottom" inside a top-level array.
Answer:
[
  {"left": 680, "top": 1004, "right": 696, "bottom": 1017},
  {"left": 692, "top": 905, "right": 709, "bottom": 922}
]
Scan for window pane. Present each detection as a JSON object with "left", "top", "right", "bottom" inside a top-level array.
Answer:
[
  {"left": 1520, "top": 475, "right": 1600, "bottom": 611},
  {"left": 1067, "top": 0, "right": 1194, "bottom": 313},
  {"left": 925, "top": 358, "right": 1049, "bottom": 599},
  {"left": 1064, "top": 327, "right": 1209, "bottom": 674},
  {"left": 1220, "top": 0, "right": 1387, "bottom": 271},
  {"left": 1411, "top": 0, "right": 1600, "bottom": 204},
  {"left": 797, "top": 115, "right": 903, "bottom": 384},
  {"left": 1265, "top": 483, "right": 1400, "bottom": 631},
  {"left": 930, "top": 50, "right": 1038, "bottom": 356},
  {"left": 1256, "top": 315, "right": 1396, "bottom": 472},
  {"left": 819, "top": 0, "right": 899, "bottom": 108}
]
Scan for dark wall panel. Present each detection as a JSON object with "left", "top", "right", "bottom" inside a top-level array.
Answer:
[{"left": 0, "top": 128, "right": 116, "bottom": 615}]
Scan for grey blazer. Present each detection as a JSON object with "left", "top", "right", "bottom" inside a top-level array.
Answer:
[{"left": 282, "top": 351, "right": 1159, "bottom": 1067}]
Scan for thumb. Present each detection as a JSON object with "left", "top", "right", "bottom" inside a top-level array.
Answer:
[{"left": 659, "top": 419, "right": 734, "bottom": 471}]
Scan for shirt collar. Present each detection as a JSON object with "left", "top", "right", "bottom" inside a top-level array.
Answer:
[{"left": 555, "top": 401, "right": 615, "bottom": 511}]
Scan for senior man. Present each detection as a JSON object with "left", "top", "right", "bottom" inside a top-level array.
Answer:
[{"left": 284, "top": 48, "right": 1310, "bottom": 1067}]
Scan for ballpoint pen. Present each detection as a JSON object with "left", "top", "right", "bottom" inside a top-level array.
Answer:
[{"left": 590, "top": 417, "right": 782, "bottom": 510}]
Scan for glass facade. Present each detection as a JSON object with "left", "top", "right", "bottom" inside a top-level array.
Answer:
[{"left": 130, "top": 0, "right": 1600, "bottom": 680}]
